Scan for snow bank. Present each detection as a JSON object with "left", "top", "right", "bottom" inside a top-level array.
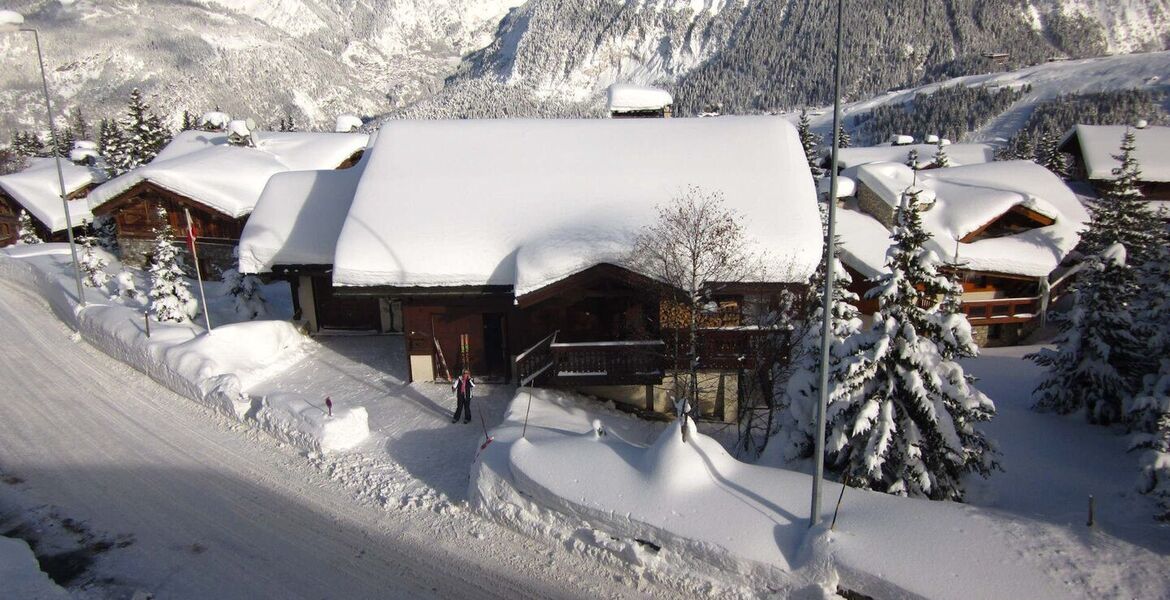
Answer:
[
  {"left": 0, "top": 246, "right": 368, "bottom": 453},
  {"left": 472, "top": 388, "right": 1076, "bottom": 599},
  {"left": 0, "top": 536, "right": 69, "bottom": 600},
  {"left": 606, "top": 83, "right": 673, "bottom": 112},
  {"left": 87, "top": 130, "right": 368, "bottom": 219},
  {"left": 335, "top": 117, "right": 821, "bottom": 293},
  {"left": 1066, "top": 124, "right": 1170, "bottom": 182},
  {"left": 238, "top": 156, "right": 367, "bottom": 273},
  {"left": 0, "top": 157, "right": 98, "bottom": 231},
  {"left": 841, "top": 160, "right": 1087, "bottom": 278}
]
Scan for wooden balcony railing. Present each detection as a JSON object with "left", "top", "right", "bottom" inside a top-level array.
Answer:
[
  {"left": 549, "top": 340, "right": 666, "bottom": 386},
  {"left": 960, "top": 297, "right": 1039, "bottom": 325},
  {"left": 515, "top": 330, "right": 558, "bottom": 386}
]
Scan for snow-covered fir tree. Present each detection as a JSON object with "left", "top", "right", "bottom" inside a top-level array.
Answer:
[
  {"left": 77, "top": 221, "right": 111, "bottom": 289},
  {"left": 826, "top": 189, "right": 996, "bottom": 500},
  {"left": 148, "top": 207, "right": 197, "bottom": 323},
  {"left": 933, "top": 138, "right": 950, "bottom": 168},
  {"left": 51, "top": 127, "right": 76, "bottom": 159},
  {"left": 1029, "top": 244, "right": 1140, "bottom": 425},
  {"left": 1129, "top": 357, "right": 1170, "bottom": 521},
  {"left": 798, "top": 108, "right": 822, "bottom": 176},
  {"left": 836, "top": 124, "right": 851, "bottom": 149},
  {"left": 180, "top": 110, "right": 196, "bottom": 132},
  {"left": 220, "top": 268, "right": 269, "bottom": 320},
  {"left": 92, "top": 215, "right": 120, "bottom": 254},
  {"left": 10, "top": 131, "right": 44, "bottom": 158},
  {"left": 68, "top": 107, "right": 90, "bottom": 141},
  {"left": 99, "top": 119, "right": 132, "bottom": 176},
  {"left": 1035, "top": 129, "right": 1066, "bottom": 177},
  {"left": 16, "top": 210, "right": 42, "bottom": 245},
  {"left": 775, "top": 204, "right": 863, "bottom": 461},
  {"left": 1078, "top": 128, "right": 1167, "bottom": 268},
  {"left": 120, "top": 88, "right": 171, "bottom": 170}
]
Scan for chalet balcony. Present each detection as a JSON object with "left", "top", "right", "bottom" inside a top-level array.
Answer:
[
  {"left": 515, "top": 331, "right": 666, "bottom": 387},
  {"left": 960, "top": 297, "right": 1040, "bottom": 326}
]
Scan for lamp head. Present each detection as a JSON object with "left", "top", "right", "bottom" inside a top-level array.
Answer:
[{"left": 0, "top": 10, "right": 25, "bottom": 33}]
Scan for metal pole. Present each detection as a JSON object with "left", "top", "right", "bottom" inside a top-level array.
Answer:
[
  {"left": 27, "top": 28, "right": 86, "bottom": 307},
  {"left": 811, "top": 0, "right": 845, "bottom": 529}
]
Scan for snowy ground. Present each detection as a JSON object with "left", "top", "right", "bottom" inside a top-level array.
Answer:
[{"left": 3, "top": 246, "right": 1168, "bottom": 598}]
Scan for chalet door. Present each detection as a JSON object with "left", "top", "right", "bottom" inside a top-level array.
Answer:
[
  {"left": 431, "top": 311, "right": 500, "bottom": 380},
  {"left": 482, "top": 313, "right": 508, "bottom": 381},
  {"left": 311, "top": 276, "right": 381, "bottom": 331}
]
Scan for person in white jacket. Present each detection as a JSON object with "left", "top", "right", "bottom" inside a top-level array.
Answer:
[{"left": 451, "top": 369, "right": 474, "bottom": 424}]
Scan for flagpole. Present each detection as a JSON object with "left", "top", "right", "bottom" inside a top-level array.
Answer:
[
  {"left": 184, "top": 208, "right": 213, "bottom": 332},
  {"left": 811, "top": 0, "right": 845, "bottom": 529}
]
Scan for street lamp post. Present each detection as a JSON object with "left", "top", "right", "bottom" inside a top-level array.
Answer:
[
  {"left": 1, "top": 10, "right": 87, "bottom": 307},
  {"left": 811, "top": 0, "right": 845, "bottom": 528}
]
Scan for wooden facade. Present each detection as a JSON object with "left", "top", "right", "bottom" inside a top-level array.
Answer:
[
  {"left": 0, "top": 186, "right": 92, "bottom": 247},
  {"left": 91, "top": 181, "right": 245, "bottom": 272}
]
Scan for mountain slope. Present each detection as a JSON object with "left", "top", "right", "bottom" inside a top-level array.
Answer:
[{"left": 0, "top": 0, "right": 521, "bottom": 133}]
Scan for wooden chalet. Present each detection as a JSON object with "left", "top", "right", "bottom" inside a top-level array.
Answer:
[
  {"left": 0, "top": 158, "right": 97, "bottom": 247},
  {"left": 329, "top": 116, "right": 823, "bottom": 420},
  {"left": 838, "top": 160, "right": 1088, "bottom": 346},
  {"left": 1059, "top": 124, "right": 1170, "bottom": 205},
  {"left": 238, "top": 166, "right": 391, "bottom": 334},
  {"left": 87, "top": 130, "right": 368, "bottom": 275}
]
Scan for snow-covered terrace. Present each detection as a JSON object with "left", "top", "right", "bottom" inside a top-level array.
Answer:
[
  {"left": 0, "top": 157, "right": 98, "bottom": 231},
  {"left": 1063, "top": 124, "right": 1170, "bottom": 182},
  {"left": 86, "top": 130, "right": 368, "bottom": 219},
  {"left": 834, "top": 142, "right": 996, "bottom": 172},
  {"left": 237, "top": 153, "right": 369, "bottom": 274},
  {"left": 838, "top": 160, "right": 1088, "bottom": 279},
  {"left": 333, "top": 116, "right": 822, "bottom": 295}
]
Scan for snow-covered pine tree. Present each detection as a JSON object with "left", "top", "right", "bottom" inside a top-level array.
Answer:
[
  {"left": 836, "top": 124, "right": 851, "bottom": 149},
  {"left": 798, "top": 108, "right": 823, "bottom": 176},
  {"left": 68, "top": 107, "right": 89, "bottom": 141},
  {"left": 147, "top": 207, "right": 197, "bottom": 323},
  {"left": 120, "top": 88, "right": 171, "bottom": 170},
  {"left": 51, "top": 127, "right": 76, "bottom": 159},
  {"left": 77, "top": 221, "right": 111, "bottom": 289},
  {"left": 1029, "top": 244, "right": 1140, "bottom": 424},
  {"left": 92, "top": 215, "right": 119, "bottom": 254},
  {"left": 10, "top": 131, "right": 44, "bottom": 159},
  {"left": 1035, "top": 129, "right": 1066, "bottom": 177},
  {"left": 220, "top": 268, "right": 270, "bottom": 320},
  {"left": 1078, "top": 128, "right": 1166, "bottom": 268},
  {"left": 933, "top": 138, "right": 950, "bottom": 168},
  {"left": 180, "top": 110, "right": 196, "bottom": 132},
  {"left": 826, "top": 189, "right": 996, "bottom": 500},
  {"left": 1129, "top": 357, "right": 1170, "bottom": 521},
  {"left": 16, "top": 210, "right": 42, "bottom": 245},
  {"left": 776, "top": 204, "right": 863, "bottom": 461},
  {"left": 99, "top": 118, "right": 132, "bottom": 176}
]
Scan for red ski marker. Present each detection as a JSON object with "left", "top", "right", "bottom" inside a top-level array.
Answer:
[{"left": 325, "top": 396, "right": 333, "bottom": 417}]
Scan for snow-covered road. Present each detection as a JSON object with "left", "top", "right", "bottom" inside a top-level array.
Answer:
[{"left": 0, "top": 278, "right": 663, "bottom": 599}]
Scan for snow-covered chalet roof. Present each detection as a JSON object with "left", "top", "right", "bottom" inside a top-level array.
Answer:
[
  {"left": 333, "top": 117, "right": 822, "bottom": 295},
  {"left": 0, "top": 157, "right": 98, "bottom": 232},
  {"left": 606, "top": 84, "right": 673, "bottom": 113},
  {"left": 238, "top": 153, "right": 369, "bottom": 274},
  {"left": 1062, "top": 124, "right": 1170, "bottom": 183},
  {"left": 87, "top": 130, "right": 368, "bottom": 219},
  {"left": 838, "top": 160, "right": 1088, "bottom": 279},
  {"left": 833, "top": 143, "right": 995, "bottom": 171}
]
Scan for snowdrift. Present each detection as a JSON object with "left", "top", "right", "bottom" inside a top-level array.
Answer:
[
  {"left": 0, "top": 246, "right": 368, "bottom": 453},
  {"left": 472, "top": 388, "right": 1076, "bottom": 599}
]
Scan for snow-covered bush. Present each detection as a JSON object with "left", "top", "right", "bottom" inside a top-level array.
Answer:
[
  {"left": 16, "top": 210, "right": 42, "bottom": 245},
  {"left": 116, "top": 269, "right": 145, "bottom": 304},
  {"left": 77, "top": 222, "right": 111, "bottom": 289},
  {"left": 1129, "top": 359, "right": 1170, "bottom": 521},
  {"left": 220, "top": 268, "right": 269, "bottom": 320},
  {"left": 147, "top": 208, "right": 197, "bottom": 323}
]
